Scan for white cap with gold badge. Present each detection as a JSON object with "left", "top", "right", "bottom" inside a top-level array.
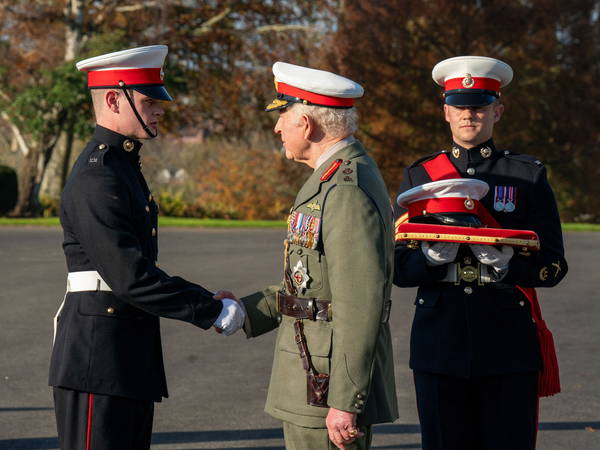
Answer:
[
  {"left": 265, "top": 62, "right": 364, "bottom": 111},
  {"left": 432, "top": 56, "right": 513, "bottom": 107}
]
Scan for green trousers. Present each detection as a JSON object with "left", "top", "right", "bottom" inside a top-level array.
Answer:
[{"left": 282, "top": 421, "right": 373, "bottom": 450}]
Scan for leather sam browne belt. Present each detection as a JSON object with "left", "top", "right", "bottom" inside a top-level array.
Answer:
[{"left": 276, "top": 291, "right": 331, "bottom": 321}]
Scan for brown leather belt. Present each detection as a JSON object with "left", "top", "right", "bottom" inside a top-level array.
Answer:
[{"left": 276, "top": 291, "right": 332, "bottom": 322}]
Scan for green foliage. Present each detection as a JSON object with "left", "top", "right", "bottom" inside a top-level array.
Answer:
[
  {"left": 0, "top": 165, "right": 18, "bottom": 215},
  {"left": 7, "top": 62, "right": 92, "bottom": 141}
]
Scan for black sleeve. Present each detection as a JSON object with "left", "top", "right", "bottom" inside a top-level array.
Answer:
[
  {"left": 393, "top": 167, "right": 448, "bottom": 287},
  {"left": 64, "top": 165, "right": 223, "bottom": 329},
  {"left": 502, "top": 166, "right": 568, "bottom": 287}
]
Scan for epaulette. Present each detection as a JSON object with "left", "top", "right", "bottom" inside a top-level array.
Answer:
[
  {"left": 335, "top": 159, "right": 358, "bottom": 186},
  {"left": 87, "top": 142, "right": 110, "bottom": 167},
  {"left": 408, "top": 150, "right": 447, "bottom": 169},
  {"left": 502, "top": 150, "right": 544, "bottom": 167}
]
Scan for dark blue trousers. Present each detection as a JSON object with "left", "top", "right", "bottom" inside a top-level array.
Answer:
[
  {"left": 53, "top": 387, "right": 154, "bottom": 450},
  {"left": 414, "top": 371, "right": 539, "bottom": 450}
]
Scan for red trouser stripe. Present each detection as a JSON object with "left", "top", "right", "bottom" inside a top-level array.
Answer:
[{"left": 86, "top": 393, "right": 94, "bottom": 450}]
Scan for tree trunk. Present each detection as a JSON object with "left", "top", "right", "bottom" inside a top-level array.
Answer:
[{"left": 12, "top": 147, "right": 42, "bottom": 217}]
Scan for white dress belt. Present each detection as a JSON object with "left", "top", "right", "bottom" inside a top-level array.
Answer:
[
  {"left": 53, "top": 271, "right": 112, "bottom": 344},
  {"left": 67, "top": 270, "right": 112, "bottom": 292}
]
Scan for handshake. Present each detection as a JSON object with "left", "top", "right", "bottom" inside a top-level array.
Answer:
[{"left": 211, "top": 290, "right": 246, "bottom": 336}]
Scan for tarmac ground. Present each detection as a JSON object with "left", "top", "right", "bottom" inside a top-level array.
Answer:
[{"left": 0, "top": 228, "right": 598, "bottom": 449}]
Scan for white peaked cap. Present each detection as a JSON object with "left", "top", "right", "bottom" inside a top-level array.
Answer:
[
  {"left": 265, "top": 61, "right": 363, "bottom": 111},
  {"left": 397, "top": 178, "right": 489, "bottom": 208},
  {"left": 76, "top": 45, "right": 172, "bottom": 101},
  {"left": 432, "top": 56, "right": 513, "bottom": 87}
]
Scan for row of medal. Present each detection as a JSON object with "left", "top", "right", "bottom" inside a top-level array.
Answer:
[
  {"left": 287, "top": 211, "right": 321, "bottom": 249},
  {"left": 494, "top": 185, "right": 517, "bottom": 212}
]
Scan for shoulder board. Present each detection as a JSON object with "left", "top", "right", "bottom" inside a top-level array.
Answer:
[
  {"left": 87, "top": 142, "right": 110, "bottom": 167},
  {"left": 503, "top": 151, "right": 544, "bottom": 167},
  {"left": 335, "top": 159, "right": 358, "bottom": 186},
  {"left": 320, "top": 158, "right": 343, "bottom": 182},
  {"left": 408, "top": 150, "right": 447, "bottom": 169}
]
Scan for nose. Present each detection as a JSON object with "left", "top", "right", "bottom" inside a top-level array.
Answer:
[
  {"left": 459, "top": 108, "right": 476, "bottom": 120},
  {"left": 274, "top": 117, "right": 282, "bottom": 134},
  {"left": 155, "top": 105, "right": 164, "bottom": 117}
]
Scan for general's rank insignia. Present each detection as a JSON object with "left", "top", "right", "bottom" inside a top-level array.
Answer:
[
  {"left": 292, "top": 260, "right": 310, "bottom": 290},
  {"left": 306, "top": 201, "right": 321, "bottom": 212},
  {"left": 494, "top": 185, "right": 517, "bottom": 212},
  {"left": 287, "top": 211, "right": 321, "bottom": 249}
]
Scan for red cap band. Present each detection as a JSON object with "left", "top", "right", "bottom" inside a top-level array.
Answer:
[
  {"left": 408, "top": 197, "right": 484, "bottom": 218},
  {"left": 277, "top": 82, "right": 355, "bottom": 107},
  {"left": 444, "top": 77, "right": 501, "bottom": 92},
  {"left": 87, "top": 68, "right": 163, "bottom": 87}
]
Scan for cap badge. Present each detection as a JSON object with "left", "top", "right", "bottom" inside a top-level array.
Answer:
[
  {"left": 464, "top": 197, "right": 475, "bottom": 210},
  {"left": 123, "top": 140, "right": 135, "bottom": 152},
  {"left": 462, "top": 73, "right": 475, "bottom": 88}
]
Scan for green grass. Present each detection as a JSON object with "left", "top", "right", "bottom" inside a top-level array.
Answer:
[
  {"left": 0, "top": 216, "right": 287, "bottom": 228},
  {"left": 561, "top": 223, "right": 600, "bottom": 232},
  {"left": 0, "top": 217, "right": 598, "bottom": 231}
]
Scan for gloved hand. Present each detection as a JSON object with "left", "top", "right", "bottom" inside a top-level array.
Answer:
[
  {"left": 469, "top": 244, "right": 514, "bottom": 272},
  {"left": 421, "top": 241, "right": 460, "bottom": 266},
  {"left": 213, "top": 298, "right": 246, "bottom": 336}
]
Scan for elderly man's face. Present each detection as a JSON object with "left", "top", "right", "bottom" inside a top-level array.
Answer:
[
  {"left": 444, "top": 102, "right": 503, "bottom": 148},
  {"left": 274, "top": 106, "right": 311, "bottom": 164}
]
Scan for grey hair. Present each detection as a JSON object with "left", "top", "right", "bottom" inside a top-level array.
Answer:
[{"left": 291, "top": 103, "right": 358, "bottom": 138}]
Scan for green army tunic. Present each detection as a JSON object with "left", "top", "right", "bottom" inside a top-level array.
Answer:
[{"left": 241, "top": 140, "right": 398, "bottom": 429}]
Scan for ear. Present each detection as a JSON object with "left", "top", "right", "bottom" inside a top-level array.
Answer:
[
  {"left": 443, "top": 104, "right": 451, "bottom": 123},
  {"left": 493, "top": 103, "right": 504, "bottom": 123},
  {"left": 300, "top": 114, "right": 314, "bottom": 140},
  {"left": 105, "top": 90, "right": 120, "bottom": 113}
]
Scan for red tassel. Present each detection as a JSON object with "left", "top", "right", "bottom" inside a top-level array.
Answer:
[{"left": 536, "top": 319, "right": 561, "bottom": 397}]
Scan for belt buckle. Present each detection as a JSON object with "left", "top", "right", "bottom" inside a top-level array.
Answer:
[{"left": 455, "top": 263, "right": 482, "bottom": 285}]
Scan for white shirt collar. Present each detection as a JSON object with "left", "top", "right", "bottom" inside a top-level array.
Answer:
[{"left": 315, "top": 136, "right": 356, "bottom": 170}]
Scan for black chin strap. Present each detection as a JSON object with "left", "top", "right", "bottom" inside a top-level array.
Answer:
[{"left": 119, "top": 81, "right": 156, "bottom": 139}]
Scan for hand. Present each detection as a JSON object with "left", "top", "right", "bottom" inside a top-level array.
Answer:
[
  {"left": 213, "top": 290, "right": 238, "bottom": 301},
  {"left": 470, "top": 244, "right": 514, "bottom": 272},
  {"left": 421, "top": 241, "right": 459, "bottom": 266},
  {"left": 212, "top": 297, "right": 245, "bottom": 336},
  {"left": 325, "top": 407, "right": 363, "bottom": 449}
]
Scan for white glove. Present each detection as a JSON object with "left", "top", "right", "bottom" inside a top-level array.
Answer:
[
  {"left": 421, "top": 241, "right": 459, "bottom": 266},
  {"left": 213, "top": 298, "right": 246, "bottom": 336},
  {"left": 469, "top": 244, "right": 514, "bottom": 272}
]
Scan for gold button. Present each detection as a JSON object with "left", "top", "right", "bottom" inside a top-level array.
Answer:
[
  {"left": 123, "top": 140, "right": 135, "bottom": 152},
  {"left": 356, "top": 393, "right": 364, "bottom": 400},
  {"left": 145, "top": 205, "right": 150, "bottom": 213},
  {"left": 418, "top": 298, "right": 425, "bottom": 305},
  {"left": 148, "top": 194, "right": 153, "bottom": 202},
  {"left": 98, "top": 144, "right": 107, "bottom": 150},
  {"left": 467, "top": 167, "right": 475, "bottom": 175},
  {"left": 464, "top": 286, "right": 473, "bottom": 294},
  {"left": 152, "top": 228, "right": 156, "bottom": 236},
  {"left": 354, "top": 403, "right": 361, "bottom": 409},
  {"left": 519, "top": 301, "right": 525, "bottom": 307},
  {"left": 107, "top": 307, "right": 115, "bottom": 314}
]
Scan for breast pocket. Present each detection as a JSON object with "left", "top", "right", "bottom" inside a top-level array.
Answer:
[{"left": 288, "top": 246, "right": 323, "bottom": 292}]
